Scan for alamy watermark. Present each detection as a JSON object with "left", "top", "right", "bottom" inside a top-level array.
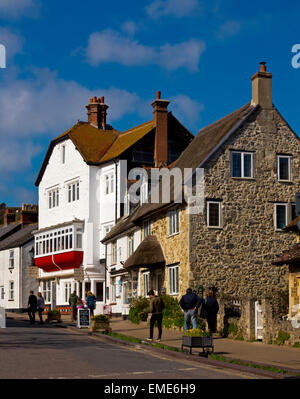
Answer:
[{"left": 0, "top": 44, "right": 6, "bottom": 68}]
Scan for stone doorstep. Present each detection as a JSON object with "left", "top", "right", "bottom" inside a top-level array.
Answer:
[{"left": 62, "top": 323, "right": 292, "bottom": 379}]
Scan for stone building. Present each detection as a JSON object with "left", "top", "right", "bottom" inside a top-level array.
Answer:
[{"left": 103, "top": 62, "right": 300, "bottom": 342}]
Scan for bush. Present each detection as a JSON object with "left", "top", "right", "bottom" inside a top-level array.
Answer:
[
  {"left": 92, "top": 314, "right": 110, "bottom": 322},
  {"left": 228, "top": 322, "right": 238, "bottom": 336},
  {"left": 47, "top": 309, "right": 61, "bottom": 316},
  {"left": 129, "top": 296, "right": 149, "bottom": 324},
  {"left": 160, "top": 295, "right": 184, "bottom": 329},
  {"left": 184, "top": 328, "right": 211, "bottom": 337},
  {"left": 275, "top": 331, "right": 290, "bottom": 346}
]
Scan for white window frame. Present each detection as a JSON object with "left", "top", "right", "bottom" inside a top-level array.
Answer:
[
  {"left": 140, "top": 181, "right": 148, "bottom": 204},
  {"left": 104, "top": 172, "right": 114, "bottom": 195},
  {"left": 48, "top": 187, "right": 59, "bottom": 209},
  {"left": 128, "top": 234, "right": 134, "bottom": 257},
  {"left": 277, "top": 155, "right": 291, "bottom": 182},
  {"left": 169, "top": 208, "right": 179, "bottom": 236},
  {"left": 42, "top": 280, "right": 52, "bottom": 303},
  {"left": 9, "top": 250, "right": 14, "bottom": 269},
  {"left": 207, "top": 201, "right": 222, "bottom": 228},
  {"left": 61, "top": 144, "right": 66, "bottom": 164},
  {"left": 64, "top": 282, "right": 72, "bottom": 303},
  {"left": 143, "top": 271, "right": 150, "bottom": 297},
  {"left": 231, "top": 151, "right": 254, "bottom": 178},
  {"left": 169, "top": 265, "right": 179, "bottom": 295},
  {"left": 111, "top": 242, "right": 117, "bottom": 265},
  {"left": 9, "top": 281, "right": 14, "bottom": 300},
  {"left": 274, "top": 203, "right": 288, "bottom": 230},
  {"left": 67, "top": 181, "right": 80, "bottom": 203},
  {"left": 143, "top": 220, "right": 151, "bottom": 238},
  {"left": 124, "top": 192, "right": 130, "bottom": 216}
]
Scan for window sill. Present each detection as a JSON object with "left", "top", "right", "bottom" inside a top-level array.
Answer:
[
  {"left": 207, "top": 226, "right": 222, "bottom": 230},
  {"left": 169, "top": 292, "right": 179, "bottom": 296},
  {"left": 167, "top": 232, "right": 180, "bottom": 238},
  {"left": 277, "top": 180, "right": 293, "bottom": 184},
  {"left": 231, "top": 177, "right": 255, "bottom": 181}
]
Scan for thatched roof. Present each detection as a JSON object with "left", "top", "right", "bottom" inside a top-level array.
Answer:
[{"left": 124, "top": 235, "right": 165, "bottom": 269}]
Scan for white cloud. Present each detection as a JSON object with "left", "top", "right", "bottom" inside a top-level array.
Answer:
[
  {"left": 170, "top": 94, "right": 203, "bottom": 129},
  {"left": 216, "top": 20, "right": 242, "bottom": 40},
  {"left": 121, "top": 20, "right": 138, "bottom": 37},
  {"left": 146, "top": 0, "right": 203, "bottom": 18},
  {"left": 0, "top": 140, "right": 41, "bottom": 172},
  {"left": 0, "top": 0, "right": 38, "bottom": 19},
  {"left": 86, "top": 29, "right": 205, "bottom": 72},
  {"left": 0, "top": 27, "right": 24, "bottom": 59}
]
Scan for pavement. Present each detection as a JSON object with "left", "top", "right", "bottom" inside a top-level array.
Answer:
[{"left": 5, "top": 311, "right": 300, "bottom": 375}]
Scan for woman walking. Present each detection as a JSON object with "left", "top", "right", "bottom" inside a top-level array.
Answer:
[
  {"left": 86, "top": 291, "right": 97, "bottom": 316},
  {"left": 37, "top": 292, "right": 45, "bottom": 325}
]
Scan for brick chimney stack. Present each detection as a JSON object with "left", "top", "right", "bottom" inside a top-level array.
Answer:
[
  {"left": 3, "top": 208, "right": 17, "bottom": 225},
  {"left": 152, "top": 91, "right": 170, "bottom": 167},
  {"left": 20, "top": 204, "right": 38, "bottom": 226},
  {"left": 86, "top": 96, "right": 109, "bottom": 129},
  {"left": 251, "top": 62, "right": 272, "bottom": 109}
]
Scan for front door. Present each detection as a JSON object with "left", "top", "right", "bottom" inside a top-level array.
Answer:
[
  {"left": 255, "top": 301, "right": 263, "bottom": 340},
  {"left": 156, "top": 272, "right": 162, "bottom": 295}
]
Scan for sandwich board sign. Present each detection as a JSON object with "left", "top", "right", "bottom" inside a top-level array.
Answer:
[{"left": 77, "top": 308, "right": 90, "bottom": 328}]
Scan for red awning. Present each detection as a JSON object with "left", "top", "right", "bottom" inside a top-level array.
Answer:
[{"left": 35, "top": 251, "right": 83, "bottom": 272}]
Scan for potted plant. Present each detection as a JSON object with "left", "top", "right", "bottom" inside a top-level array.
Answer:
[
  {"left": 90, "top": 314, "right": 111, "bottom": 332},
  {"left": 181, "top": 329, "right": 213, "bottom": 355},
  {"left": 46, "top": 309, "right": 61, "bottom": 323},
  {"left": 138, "top": 311, "right": 148, "bottom": 322}
]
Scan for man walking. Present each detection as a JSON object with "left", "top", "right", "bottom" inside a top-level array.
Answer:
[
  {"left": 27, "top": 291, "right": 37, "bottom": 325},
  {"left": 179, "top": 288, "right": 202, "bottom": 332},
  {"left": 69, "top": 290, "right": 78, "bottom": 322},
  {"left": 204, "top": 290, "right": 219, "bottom": 334},
  {"left": 146, "top": 290, "right": 165, "bottom": 342}
]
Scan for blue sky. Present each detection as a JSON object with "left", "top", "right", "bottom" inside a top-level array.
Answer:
[{"left": 1, "top": 0, "right": 300, "bottom": 206}]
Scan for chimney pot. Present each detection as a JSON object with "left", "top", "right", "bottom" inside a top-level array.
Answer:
[
  {"left": 100, "top": 96, "right": 105, "bottom": 103},
  {"left": 156, "top": 91, "right": 161, "bottom": 100},
  {"left": 260, "top": 61, "right": 267, "bottom": 72},
  {"left": 251, "top": 62, "right": 272, "bottom": 109}
]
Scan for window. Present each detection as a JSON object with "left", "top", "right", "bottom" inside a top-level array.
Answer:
[
  {"left": 62, "top": 145, "right": 66, "bottom": 164},
  {"left": 104, "top": 173, "right": 114, "bottom": 195},
  {"left": 169, "top": 208, "right": 179, "bottom": 235},
  {"left": 231, "top": 151, "right": 253, "bottom": 178},
  {"left": 76, "top": 228, "right": 83, "bottom": 249},
  {"left": 0, "top": 286, "right": 4, "bottom": 300},
  {"left": 9, "top": 281, "right": 14, "bottom": 300},
  {"left": 68, "top": 181, "right": 79, "bottom": 202},
  {"left": 48, "top": 188, "right": 59, "bottom": 209},
  {"left": 9, "top": 250, "right": 14, "bottom": 269},
  {"left": 277, "top": 155, "right": 291, "bottom": 181},
  {"left": 96, "top": 282, "right": 103, "bottom": 302},
  {"left": 124, "top": 192, "right": 130, "bottom": 216},
  {"left": 128, "top": 234, "right": 134, "bottom": 256},
  {"left": 42, "top": 281, "right": 51, "bottom": 303},
  {"left": 169, "top": 265, "right": 179, "bottom": 295},
  {"left": 207, "top": 201, "right": 221, "bottom": 228},
  {"left": 143, "top": 220, "right": 151, "bottom": 238},
  {"left": 35, "top": 226, "right": 78, "bottom": 256},
  {"left": 111, "top": 242, "right": 117, "bottom": 265},
  {"left": 64, "top": 282, "right": 72, "bottom": 303},
  {"left": 291, "top": 203, "right": 296, "bottom": 221},
  {"left": 143, "top": 272, "right": 150, "bottom": 296},
  {"left": 140, "top": 181, "right": 148, "bottom": 204},
  {"left": 274, "top": 203, "right": 288, "bottom": 230}
]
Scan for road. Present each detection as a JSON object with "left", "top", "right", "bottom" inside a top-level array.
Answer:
[{"left": 0, "top": 318, "right": 264, "bottom": 379}]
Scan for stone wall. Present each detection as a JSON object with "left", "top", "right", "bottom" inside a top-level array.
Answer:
[
  {"left": 140, "top": 203, "right": 190, "bottom": 298},
  {"left": 189, "top": 108, "right": 300, "bottom": 306}
]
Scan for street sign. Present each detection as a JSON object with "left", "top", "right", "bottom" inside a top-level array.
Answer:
[
  {"left": 77, "top": 308, "right": 90, "bottom": 328},
  {"left": 74, "top": 268, "right": 84, "bottom": 282},
  {"left": 296, "top": 192, "right": 300, "bottom": 217},
  {"left": 28, "top": 266, "right": 39, "bottom": 278}
]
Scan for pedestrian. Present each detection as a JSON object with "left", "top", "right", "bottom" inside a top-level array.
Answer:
[
  {"left": 69, "top": 290, "right": 78, "bottom": 322},
  {"left": 204, "top": 290, "right": 219, "bottom": 335},
  {"left": 146, "top": 290, "right": 165, "bottom": 342},
  {"left": 76, "top": 297, "right": 84, "bottom": 309},
  {"left": 86, "top": 291, "right": 97, "bottom": 316},
  {"left": 27, "top": 290, "right": 37, "bottom": 325},
  {"left": 179, "top": 288, "right": 202, "bottom": 332},
  {"left": 37, "top": 292, "right": 45, "bottom": 325}
]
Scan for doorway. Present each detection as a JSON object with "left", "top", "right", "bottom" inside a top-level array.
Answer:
[{"left": 255, "top": 301, "right": 263, "bottom": 340}]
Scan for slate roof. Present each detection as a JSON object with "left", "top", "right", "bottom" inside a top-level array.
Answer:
[
  {"left": 273, "top": 243, "right": 300, "bottom": 266},
  {"left": 0, "top": 223, "right": 38, "bottom": 251},
  {"left": 0, "top": 222, "right": 22, "bottom": 241}
]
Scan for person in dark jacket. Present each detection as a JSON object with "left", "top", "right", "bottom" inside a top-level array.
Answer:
[
  {"left": 204, "top": 290, "right": 219, "bottom": 334},
  {"left": 27, "top": 291, "right": 37, "bottom": 325},
  {"left": 37, "top": 292, "right": 45, "bottom": 325},
  {"left": 86, "top": 291, "right": 97, "bottom": 316},
  {"left": 69, "top": 291, "right": 79, "bottom": 322},
  {"left": 179, "top": 288, "right": 202, "bottom": 332},
  {"left": 146, "top": 290, "right": 165, "bottom": 342}
]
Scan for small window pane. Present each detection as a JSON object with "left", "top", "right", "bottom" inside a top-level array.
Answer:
[
  {"left": 244, "top": 154, "right": 252, "bottom": 177},
  {"left": 279, "top": 157, "right": 289, "bottom": 180},
  {"left": 208, "top": 203, "right": 220, "bottom": 227},
  {"left": 276, "top": 205, "right": 287, "bottom": 229},
  {"left": 232, "top": 153, "right": 241, "bottom": 177}
]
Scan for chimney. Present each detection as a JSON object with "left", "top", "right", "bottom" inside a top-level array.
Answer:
[
  {"left": 152, "top": 91, "right": 170, "bottom": 167},
  {"left": 251, "top": 62, "right": 272, "bottom": 109},
  {"left": 86, "top": 96, "right": 109, "bottom": 129},
  {"left": 3, "top": 208, "right": 16, "bottom": 225},
  {"left": 20, "top": 204, "right": 38, "bottom": 226}
]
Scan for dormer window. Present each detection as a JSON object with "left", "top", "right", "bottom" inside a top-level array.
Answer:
[
  {"left": 277, "top": 155, "right": 291, "bottom": 182},
  {"left": 231, "top": 151, "right": 253, "bottom": 178}
]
